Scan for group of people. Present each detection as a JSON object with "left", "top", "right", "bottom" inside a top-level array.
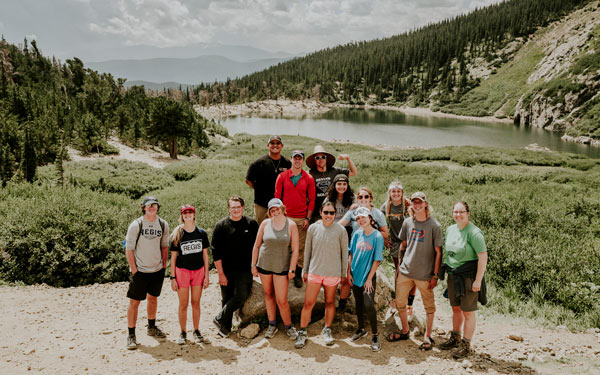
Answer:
[{"left": 124, "top": 135, "right": 488, "bottom": 359}]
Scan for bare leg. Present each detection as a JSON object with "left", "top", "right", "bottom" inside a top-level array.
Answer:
[
  {"left": 272, "top": 275, "right": 292, "bottom": 326},
  {"left": 463, "top": 311, "right": 476, "bottom": 340},
  {"left": 147, "top": 294, "right": 158, "bottom": 320},
  {"left": 300, "top": 282, "right": 321, "bottom": 328},
  {"left": 190, "top": 286, "right": 203, "bottom": 331},
  {"left": 323, "top": 284, "right": 338, "bottom": 327},
  {"left": 259, "top": 274, "right": 277, "bottom": 322},
  {"left": 176, "top": 287, "right": 189, "bottom": 332},
  {"left": 128, "top": 299, "right": 141, "bottom": 328},
  {"left": 452, "top": 306, "right": 464, "bottom": 333}
]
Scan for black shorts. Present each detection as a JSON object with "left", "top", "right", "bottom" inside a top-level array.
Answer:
[
  {"left": 256, "top": 266, "right": 288, "bottom": 276},
  {"left": 127, "top": 268, "right": 165, "bottom": 300}
]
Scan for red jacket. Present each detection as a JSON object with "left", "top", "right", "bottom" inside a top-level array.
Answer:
[{"left": 274, "top": 169, "right": 316, "bottom": 219}]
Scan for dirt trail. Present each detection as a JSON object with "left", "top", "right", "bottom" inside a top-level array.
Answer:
[{"left": 1, "top": 272, "right": 598, "bottom": 374}]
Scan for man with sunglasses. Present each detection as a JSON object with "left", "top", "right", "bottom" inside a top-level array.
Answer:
[
  {"left": 306, "top": 145, "right": 357, "bottom": 222},
  {"left": 124, "top": 196, "right": 170, "bottom": 350},
  {"left": 275, "top": 150, "right": 316, "bottom": 288},
  {"left": 246, "top": 135, "right": 291, "bottom": 225}
]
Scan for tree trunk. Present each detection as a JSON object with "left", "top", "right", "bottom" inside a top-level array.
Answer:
[{"left": 168, "top": 136, "right": 178, "bottom": 159}]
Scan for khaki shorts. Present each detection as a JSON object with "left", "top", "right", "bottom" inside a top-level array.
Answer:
[
  {"left": 289, "top": 217, "right": 307, "bottom": 268},
  {"left": 447, "top": 274, "right": 479, "bottom": 312},
  {"left": 254, "top": 204, "right": 268, "bottom": 225},
  {"left": 395, "top": 273, "right": 436, "bottom": 314}
]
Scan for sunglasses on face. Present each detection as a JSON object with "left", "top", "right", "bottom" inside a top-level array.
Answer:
[
  {"left": 357, "top": 195, "right": 370, "bottom": 200},
  {"left": 322, "top": 210, "right": 336, "bottom": 216},
  {"left": 293, "top": 155, "right": 304, "bottom": 160},
  {"left": 314, "top": 155, "right": 327, "bottom": 161}
]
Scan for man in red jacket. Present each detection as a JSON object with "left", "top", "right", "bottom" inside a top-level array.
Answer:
[{"left": 275, "top": 150, "right": 316, "bottom": 288}]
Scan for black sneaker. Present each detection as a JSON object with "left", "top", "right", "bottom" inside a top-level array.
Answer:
[
  {"left": 370, "top": 334, "right": 381, "bottom": 352},
  {"left": 127, "top": 334, "right": 137, "bottom": 350},
  {"left": 453, "top": 339, "right": 471, "bottom": 359},
  {"left": 147, "top": 326, "right": 166, "bottom": 339},
  {"left": 350, "top": 328, "right": 367, "bottom": 342},
  {"left": 213, "top": 317, "right": 231, "bottom": 338}
]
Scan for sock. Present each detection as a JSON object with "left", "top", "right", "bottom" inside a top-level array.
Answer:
[
  {"left": 128, "top": 327, "right": 135, "bottom": 336},
  {"left": 463, "top": 338, "right": 471, "bottom": 343},
  {"left": 268, "top": 320, "right": 276, "bottom": 326},
  {"left": 181, "top": 331, "right": 187, "bottom": 337},
  {"left": 194, "top": 329, "right": 200, "bottom": 335},
  {"left": 452, "top": 330, "right": 461, "bottom": 336},
  {"left": 284, "top": 324, "right": 291, "bottom": 330},
  {"left": 407, "top": 294, "right": 415, "bottom": 306},
  {"left": 148, "top": 319, "right": 156, "bottom": 328}
]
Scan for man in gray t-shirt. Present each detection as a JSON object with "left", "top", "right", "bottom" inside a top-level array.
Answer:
[{"left": 124, "top": 196, "right": 170, "bottom": 350}]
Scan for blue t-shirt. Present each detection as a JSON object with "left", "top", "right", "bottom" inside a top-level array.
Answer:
[
  {"left": 343, "top": 206, "right": 387, "bottom": 235},
  {"left": 349, "top": 228, "right": 384, "bottom": 287}
]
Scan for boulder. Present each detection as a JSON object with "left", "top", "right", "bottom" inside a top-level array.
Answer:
[{"left": 239, "top": 323, "right": 260, "bottom": 339}]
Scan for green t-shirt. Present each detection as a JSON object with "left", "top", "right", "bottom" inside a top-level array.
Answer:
[{"left": 444, "top": 222, "right": 487, "bottom": 269}]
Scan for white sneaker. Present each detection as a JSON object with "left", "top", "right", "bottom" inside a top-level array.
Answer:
[
  {"left": 176, "top": 332, "right": 186, "bottom": 345},
  {"left": 265, "top": 325, "right": 278, "bottom": 339},
  {"left": 286, "top": 326, "right": 298, "bottom": 340},
  {"left": 322, "top": 327, "right": 334, "bottom": 346}
]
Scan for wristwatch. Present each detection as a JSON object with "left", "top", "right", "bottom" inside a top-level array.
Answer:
[
  {"left": 170, "top": 276, "right": 176, "bottom": 280},
  {"left": 289, "top": 270, "right": 295, "bottom": 274}
]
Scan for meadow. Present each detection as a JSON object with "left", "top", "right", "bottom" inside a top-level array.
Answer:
[{"left": 0, "top": 134, "right": 599, "bottom": 330}]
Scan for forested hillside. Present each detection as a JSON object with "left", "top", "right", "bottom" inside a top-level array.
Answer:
[
  {"left": 0, "top": 38, "right": 223, "bottom": 186},
  {"left": 194, "top": 0, "right": 600, "bottom": 142}
]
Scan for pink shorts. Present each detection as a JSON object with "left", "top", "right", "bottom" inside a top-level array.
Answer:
[
  {"left": 175, "top": 267, "right": 205, "bottom": 288},
  {"left": 307, "top": 273, "right": 341, "bottom": 287}
]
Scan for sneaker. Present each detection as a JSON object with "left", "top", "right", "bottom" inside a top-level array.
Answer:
[
  {"left": 193, "top": 330, "right": 211, "bottom": 344},
  {"left": 439, "top": 331, "right": 461, "bottom": 350},
  {"left": 265, "top": 325, "right": 278, "bottom": 339},
  {"left": 370, "top": 334, "right": 381, "bottom": 352},
  {"left": 286, "top": 326, "right": 298, "bottom": 340},
  {"left": 126, "top": 334, "right": 137, "bottom": 350},
  {"left": 295, "top": 329, "right": 307, "bottom": 349},
  {"left": 453, "top": 339, "right": 471, "bottom": 359},
  {"left": 350, "top": 328, "right": 368, "bottom": 342},
  {"left": 176, "top": 332, "right": 187, "bottom": 345},
  {"left": 212, "top": 317, "right": 230, "bottom": 338},
  {"left": 322, "top": 327, "right": 334, "bottom": 346},
  {"left": 147, "top": 325, "right": 166, "bottom": 339}
]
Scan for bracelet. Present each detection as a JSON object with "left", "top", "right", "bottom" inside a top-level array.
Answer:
[
  {"left": 288, "top": 270, "right": 295, "bottom": 273},
  {"left": 170, "top": 276, "right": 176, "bottom": 280},
  {"left": 431, "top": 275, "right": 439, "bottom": 280}
]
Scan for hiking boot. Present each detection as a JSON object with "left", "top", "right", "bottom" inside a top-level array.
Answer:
[
  {"left": 439, "top": 331, "right": 461, "bottom": 350},
  {"left": 265, "top": 325, "right": 278, "bottom": 339},
  {"left": 295, "top": 329, "right": 307, "bottom": 349},
  {"left": 453, "top": 339, "right": 471, "bottom": 359},
  {"left": 147, "top": 325, "right": 166, "bottom": 339},
  {"left": 350, "top": 328, "right": 368, "bottom": 342},
  {"left": 126, "top": 334, "right": 137, "bottom": 350},
  {"left": 286, "top": 326, "right": 298, "bottom": 340},
  {"left": 176, "top": 332, "right": 187, "bottom": 345},
  {"left": 193, "top": 330, "right": 211, "bottom": 344},
  {"left": 322, "top": 327, "right": 334, "bottom": 346},
  {"left": 293, "top": 275, "right": 303, "bottom": 288},
  {"left": 370, "top": 334, "right": 381, "bottom": 352}
]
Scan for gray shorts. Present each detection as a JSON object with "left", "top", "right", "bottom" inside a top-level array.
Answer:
[{"left": 447, "top": 274, "right": 479, "bottom": 312}]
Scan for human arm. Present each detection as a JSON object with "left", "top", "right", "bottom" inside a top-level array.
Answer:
[
  {"left": 211, "top": 221, "right": 227, "bottom": 286},
  {"left": 126, "top": 250, "right": 138, "bottom": 275},
  {"left": 202, "top": 247, "right": 210, "bottom": 289},
  {"left": 214, "top": 260, "right": 228, "bottom": 286},
  {"left": 338, "top": 154, "right": 357, "bottom": 177},
  {"left": 364, "top": 260, "right": 381, "bottom": 294},
  {"left": 340, "top": 227, "right": 349, "bottom": 283},
  {"left": 472, "top": 252, "right": 488, "bottom": 292},
  {"left": 274, "top": 173, "right": 283, "bottom": 200},
  {"left": 170, "top": 250, "right": 178, "bottom": 291},
  {"left": 305, "top": 174, "right": 316, "bottom": 229},
  {"left": 251, "top": 221, "right": 267, "bottom": 277},
  {"left": 303, "top": 226, "right": 313, "bottom": 277},
  {"left": 245, "top": 179, "right": 255, "bottom": 189},
  {"left": 347, "top": 253, "right": 354, "bottom": 285},
  {"left": 428, "top": 245, "right": 442, "bottom": 289},
  {"left": 288, "top": 220, "right": 300, "bottom": 280}
]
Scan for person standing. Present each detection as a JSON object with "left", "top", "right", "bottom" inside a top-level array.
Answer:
[
  {"left": 251, "top": 198, "right": 300, "bottom": 340},
  {"left": 246, "top": 135, "right": 291, "bottom": 225},
  {"left": 212, "top": 196, "right": 259, "bottom": 337},
  {"left": 306, "top": 145, "right": 357, "bottom": 222},
  {"left": 125, "top": 196, "right": 170, "bottom": 350},
  {"left": 347, "top": 207, "right": 384, "bottom": 352},
  {"left": 169, "top": 205, "right": 211, "bottom": 346},
  {"left": 274, "top": 150, "right": 316, "bottom": 288},
  {"left": 438, "top": 201, "right": 488, "bottom": 359},
  {"left": 295, "top": 202, "right": 349, "bottom": 349},
  {"left": 387, "top": 192, "right": 442, "bottom": 351}
]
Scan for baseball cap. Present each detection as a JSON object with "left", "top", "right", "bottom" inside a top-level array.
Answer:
[
  {"left": 268, "top": 135, "right": 282, "bottom": 143},
  {"left": 332, "top": 174, "right": 349, "bottom": 185},
  {"left": 142, "top": 196, "right": 160, "bottom": 207},
  {"left": 388, "top": 182, "right": 403, "bottom": 191},
  {"left": 180, "top": 204, "right": 196, "bottom": 214},
  {"left": 354, "top": 207, "right": 371, "bottom": 219},
  {"left": 267, "top": 198, "right": 283, "bottom": 210},
  {"left": 410, "top": 192, "right": 427, "bottom": 202},
  {"left": 291, "top": 150, "right": 304, "bottom": 158}
]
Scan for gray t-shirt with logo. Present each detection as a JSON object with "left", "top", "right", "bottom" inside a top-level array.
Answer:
[
  {"left": 126, "top": 216, "right": 170, "bottom": 273},
  {"left": 398, "top": 216, "right": 442, "bottom": 281}
]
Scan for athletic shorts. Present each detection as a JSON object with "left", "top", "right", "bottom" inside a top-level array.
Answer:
[
  {"left": 176, "top": 266, "right": 205, "bottom": 288},
  {"left": 307, "top": 273, "right": 341, "bottom": 287},
  {"left": 127, "top": 268, "right": 165, "bottom": 301},
  {"left": 447, "top": 274, "right": 479, "bottom": 312},
  {"left": 256, "top": 266, "right": 288, "bottom": 276}
]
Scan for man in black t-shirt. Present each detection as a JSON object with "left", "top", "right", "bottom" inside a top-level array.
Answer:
[
  {"left": 211, "top": 196, "right": 259, "bottom": 337},
  {"left": 306, "top": 145, "right": 358, "bottom": 221},
  {"left": 245, "top": 135, "right": 291, "bottom": 224}
]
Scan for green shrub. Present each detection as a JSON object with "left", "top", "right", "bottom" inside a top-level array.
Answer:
[
  {"left": 164, "top": 159, "right": 205, "bottom": 181},
  {"left": 0, "top": 184, "right": 137, "bottom": 286}
]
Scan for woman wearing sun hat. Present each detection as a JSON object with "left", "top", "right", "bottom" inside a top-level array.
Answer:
[{"left": 169, "top": 204, "right": 211, "bottom": 346}]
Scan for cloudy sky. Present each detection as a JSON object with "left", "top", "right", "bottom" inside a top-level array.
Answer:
[{"left": 0, "top": 0, "right": 503, "bottom": 62}]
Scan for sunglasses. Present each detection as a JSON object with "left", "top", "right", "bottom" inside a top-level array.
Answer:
[
  {"left": 322, "top": 210, "right": 335, "bottom": 216},
  {"left": 292, "top": 155, "right": 304, "bottom": 160},
  {"left": 357, "top": 195, "right": 371, "bottom": 199},
  {"left": 314, "top": 155, "right": 327, "bottom": 161}
]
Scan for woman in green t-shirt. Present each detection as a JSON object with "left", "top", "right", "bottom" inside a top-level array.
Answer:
[{"left": 439, "top": 201, "right": 488, "bottom": 359}]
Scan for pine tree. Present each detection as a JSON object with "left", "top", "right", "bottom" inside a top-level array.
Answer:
[{"left": 21, "top": 125, "right": 37, "bottom": 183}]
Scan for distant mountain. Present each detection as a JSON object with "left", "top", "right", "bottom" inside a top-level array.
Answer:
[{"left": 87, "top": 55, "right": 288, "bottom": 85}]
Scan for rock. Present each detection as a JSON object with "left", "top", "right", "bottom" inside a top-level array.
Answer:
[
  {"left": 462, "top": 359, "right": 473, "bottom": 368},
  {"left": 527, "top": 353, "right": 547, "bottom": 363},
  {"left": 249, "top": 337, "right": 269, "bottom": 349},
  {"left": 508, "top": 334, "right": 523, "bottom": 342},
  {"left": 408, "top": 313, "right": 426, "bottom": 336},
  {"left": 240, "top": 324, "right": 260, "bottom": 340}
]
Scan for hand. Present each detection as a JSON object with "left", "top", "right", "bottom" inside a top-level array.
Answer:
[
  {"left": 203, "top": 275, "right": 210, "bottom": 289},
  {"left": 338, "top": 154, "right": 349, "bottom": 160},
  {"left": 472, "top": 279, "right": 482, "bottom": 292},
  {"left": 428, "top": 277, "right": 438, "bottom": 290},
  {"left": 384, "top": 238, "right": 392, "bottom": 248},
  {"left": 340, "top": 277, "right": 347, "bottom": 285},
  {"left": 348, "top": 272, "right": 354, "bottom": 285},
  {"left": 218, "top": 273, "right": 228, "bottom": 286},
  {"left": 364, "top": 278, "right": 374, "bottom": 294},
  {"left": 251, "top": 265, "right": 258, "bottom": 278},
  {"left": 288, "top": 271, "right": 295, "bottom": 280},
  {"left": 303, "top": 218, "right": 310, "bottom": 230},
  {"left": 303, "top": 274, "right": 308, "bottom": 283},
  {"left": 170, "top": 278, "right": 178, "bottom": 291}
]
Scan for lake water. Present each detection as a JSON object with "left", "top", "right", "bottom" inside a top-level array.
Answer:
[{"left": 222, "top": 108, "right": 600, "bottom": 158}]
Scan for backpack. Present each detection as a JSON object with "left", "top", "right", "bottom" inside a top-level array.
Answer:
[{"left": 123, "top": 216, "right": 167, "bottom": 250}]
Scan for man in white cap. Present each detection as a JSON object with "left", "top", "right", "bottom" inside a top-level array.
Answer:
[
  {"left": 306, "top": 145, "right": 357, "bottom": 221},
  {"left": 246, "top": 135, "right": 291, "bottom": 224}
]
